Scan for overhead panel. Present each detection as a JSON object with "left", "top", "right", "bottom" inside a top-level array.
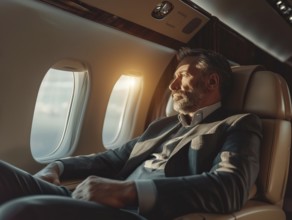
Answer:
[{"left": 81, "top": 0, "right": 209, "bottom": 43}]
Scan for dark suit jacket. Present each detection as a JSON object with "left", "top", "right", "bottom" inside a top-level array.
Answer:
[{"left": 60, "top": 109, "right": 262, "bottom": 219}]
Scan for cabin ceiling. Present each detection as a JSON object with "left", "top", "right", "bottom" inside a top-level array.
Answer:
[
  {"left": 39, "top": 0, "right": 292, "bottom": 67},
  {"left": 190, "top": 0, "right": 292, "bottom": 66},
  {"left": 81, "top": 0, "right": 209, "bottom": 43}
]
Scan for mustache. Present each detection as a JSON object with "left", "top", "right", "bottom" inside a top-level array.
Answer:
[{"left": 171, "top": 91, "right": 187, "bottom": 96}]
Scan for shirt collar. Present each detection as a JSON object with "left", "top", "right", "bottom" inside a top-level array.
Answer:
[{"left": 178, "top": 102, "right": 221, "bottom": 127}]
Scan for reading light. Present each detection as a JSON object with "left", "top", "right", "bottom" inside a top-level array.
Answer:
[
  {"left": 267, "top": 0, "right": 292, "bottom": 26},
  {"left": 280, "top": 4, "right": 287, "bottom": 10},
  {"left": 151, "top": 1, "right": 173, "bottom": 19}
]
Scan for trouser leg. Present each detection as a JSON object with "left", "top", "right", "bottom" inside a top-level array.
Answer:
[
  {"left": 0, "top": 160, "right": 70, "bottom": 204},
  {"left": 0, "top": 195, "right": 147, "bottom": 220}
]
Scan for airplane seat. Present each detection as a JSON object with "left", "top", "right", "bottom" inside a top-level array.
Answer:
[{"left": 168, "top": 65, "right": 292, "bottom": 220}]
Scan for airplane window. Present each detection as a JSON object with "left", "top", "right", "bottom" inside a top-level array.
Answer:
[
  {"left": 102, "top": 75, "right": 142, "bottom": 149},
  {"left": 30, "top": 68, "right": 89, "bottom": 162}
]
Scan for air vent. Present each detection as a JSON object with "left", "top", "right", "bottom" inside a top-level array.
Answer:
[
  {"left": 81, "top": 0, "right": 209, "bottom": 43},
  {"left": 182, "top": 17, "right": 202, "bottom": 34}
]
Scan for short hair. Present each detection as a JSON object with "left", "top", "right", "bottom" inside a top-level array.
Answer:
[{"left": 176, "top": 47, "right": 233, "bottom": 101}]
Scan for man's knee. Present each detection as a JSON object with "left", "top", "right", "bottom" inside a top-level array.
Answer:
[
  {"left": 0, "top": 196, "right": 72, "bottom": 220},
  {"left": 0, "top": 197, "right": 34, "bottom": 220},
  {"left": 0, "top": 195, "right": 147, "bottom": 220}
]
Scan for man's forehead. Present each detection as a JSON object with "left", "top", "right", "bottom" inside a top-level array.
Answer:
[{"left": 176, "top": 56, "right": 198, "bottom": 71}]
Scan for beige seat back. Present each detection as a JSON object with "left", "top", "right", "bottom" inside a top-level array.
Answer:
[
  {"left": 225, "top": 65, "right": 292, "bottom": 207},
  {"left": 176, "top": 65, "right": 292, "bottom": 219}
]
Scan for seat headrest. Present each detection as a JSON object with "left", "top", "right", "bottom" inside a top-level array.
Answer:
[
  {"left": 166, "top": 65, "right": 292, "bottom": 120},
  {"left": 225, "top": 65, "right": 292, "bottom": 120}
]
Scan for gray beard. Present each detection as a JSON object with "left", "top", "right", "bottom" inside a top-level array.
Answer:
[{"left": 172, "top": 92, "right": 201, "bottom": 114}]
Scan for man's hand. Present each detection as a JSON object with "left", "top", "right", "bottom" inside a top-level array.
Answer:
[
  {"left": 72, "top": 176, "right": 138, "bottom": 209},
  {"left": 34, "top": 162, "right": 61, "bottom": 185}
]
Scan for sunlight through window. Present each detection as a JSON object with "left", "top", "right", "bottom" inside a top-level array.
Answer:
[
  {"left": 102, "top": 75, "right": 142, "bottom": 148},
  {"left": 31, "top": 66, "right": 89, "bottom": 162}
]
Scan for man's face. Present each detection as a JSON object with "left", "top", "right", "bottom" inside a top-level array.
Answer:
[{"left": 169, "top": 57, "right": 207, "bottom": 114}]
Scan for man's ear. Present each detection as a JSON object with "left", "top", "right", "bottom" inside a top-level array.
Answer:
[{"left": 207, "top": 73, "right": 220, "bottom": 90}]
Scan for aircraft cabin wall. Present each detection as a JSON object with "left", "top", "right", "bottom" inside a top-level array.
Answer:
[
  {"left": 2, "top": 0, "right": 292, "bottom": 175},
  {"left": 0, "top": 0, "right": 176, "bottom": 172}
]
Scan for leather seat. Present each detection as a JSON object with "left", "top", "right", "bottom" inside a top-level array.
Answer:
[{"left": 171, "top": 65, "right": 292, "bottom": 219}]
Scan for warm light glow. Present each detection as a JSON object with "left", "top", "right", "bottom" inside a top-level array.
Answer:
[
  {"left": 125, "top": 76, "right": 139, "bottom": 87},
  {"left": 116, "top": 75, "right": 142, "bottom": 90},
  {"left": 102, "top": 74, "right": 143, "bottom": 149}
]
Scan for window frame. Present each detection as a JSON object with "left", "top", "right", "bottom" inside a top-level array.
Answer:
[
  {"left": 102, "top": 74, "right": 143, "bottom": 149},
  {"left": 30, "top": 60, "right": 90, "bottom": 163}
]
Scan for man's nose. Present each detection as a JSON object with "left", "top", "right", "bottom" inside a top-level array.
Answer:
[{"left": 169, "top": 77, "right": 180, "bottom": 91}]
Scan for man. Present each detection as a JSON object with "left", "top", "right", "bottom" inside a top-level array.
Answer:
[{"left": 0, "top": 48, "right": 262, "bottom": 220}]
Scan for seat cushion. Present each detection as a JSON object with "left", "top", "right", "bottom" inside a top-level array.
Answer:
[{"left": 175, "top": 201, "right": 286, "bottom": 220}]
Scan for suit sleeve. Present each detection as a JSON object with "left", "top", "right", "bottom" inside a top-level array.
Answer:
[
  {"left": 58, "top": 137, "right": 139, "bottom": 180},
  {"left": 58, "top": 116, "right": 176, "bottom": 180},
  {"left": 146, "top": 114, "right": 262, "bottom": 219}
]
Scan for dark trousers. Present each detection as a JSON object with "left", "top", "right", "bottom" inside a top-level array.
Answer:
[{"left": 0, "top": 161, "right": 146, "bottom": 220}]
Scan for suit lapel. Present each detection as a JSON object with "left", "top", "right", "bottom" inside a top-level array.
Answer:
[
  {"left": 118, "top": 122, "right": 180, "bottom": 177},
  {"left": 128, "top": 122, "right": 180, "bottom": 159},
  {"left": 168, "top": 123, "right": 211, "bottom": 158},
  {"left": 169, "top": 108, "right": 229, "bottom": 158}
]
